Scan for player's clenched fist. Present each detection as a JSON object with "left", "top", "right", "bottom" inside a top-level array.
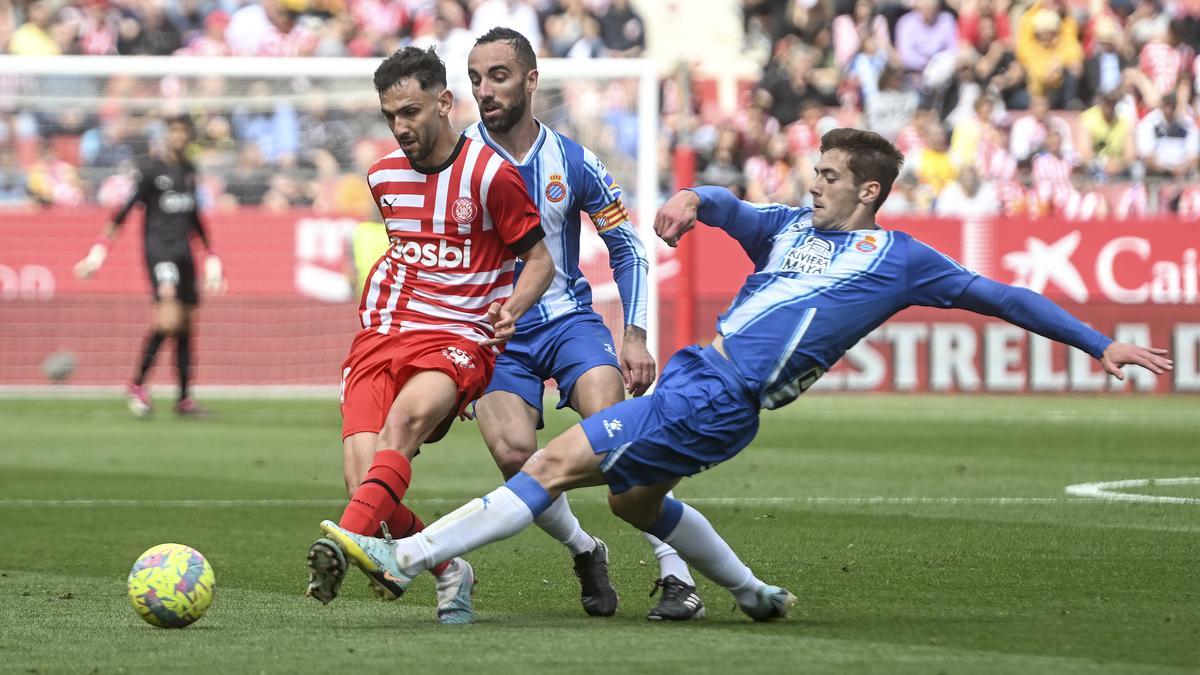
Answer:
[{"left": 654, "top": 189, "right": 701, "bottom": 247}]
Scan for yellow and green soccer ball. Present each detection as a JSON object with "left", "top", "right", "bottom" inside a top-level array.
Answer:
[{"left": 127, "top": 543, "right": 215, "bottom": 628}]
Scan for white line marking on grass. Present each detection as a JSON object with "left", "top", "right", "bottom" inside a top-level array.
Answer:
[
  {"left": 1064, "top": 477, "right": 1200, "bottom": 505},
  {"left": 0, "top": 496, "right": 1133, "bottom": 508}
]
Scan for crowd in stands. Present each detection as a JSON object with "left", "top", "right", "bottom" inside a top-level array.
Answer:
[
  {"left": 688, "top": 0, "right": 1200, "bottom": 219},
  {"left": 2, "top": 0, "right": 1199, "bottom": 220}
]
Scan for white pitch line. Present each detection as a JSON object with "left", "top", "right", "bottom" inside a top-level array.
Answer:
[
  {"left": 1065, "top": 477, "right": 1200, "bottom": 505},
  {"left": 0, "top": 496, "right": 1150, "bottom": 508}
]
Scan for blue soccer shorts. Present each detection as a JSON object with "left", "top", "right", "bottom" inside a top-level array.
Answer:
[
  {"left": 484, "top": 310, "right": 621, "bottom": 428},
  {"left": 579, "top": 344, "right": 761, "bottom": 494}
]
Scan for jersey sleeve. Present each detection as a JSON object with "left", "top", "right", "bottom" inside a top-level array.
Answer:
[
  {"left": 952, "top": 276, "right": 1114, "bottom": 358},
  {"left": 578, "top": 147, "right": 627, "bottom": 234},
  {"left": 486, "top": 160, "right": 545, "bottom": 256},
  {"left": 904, "top": 235, "right": 980, "bottom": 307},
  {"left": 112, "top": 162, "right": 151, "bottom": 225},
  {"left": 578, "top": 147, "right": 649, "bottom": 329},
  {"left": 688, "top": 186, "right": 799, "bottom": 266}
]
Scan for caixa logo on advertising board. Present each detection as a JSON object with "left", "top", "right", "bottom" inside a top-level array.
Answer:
[{"left": 1001, "top": 231, "right": 1199, "bottom": 305}]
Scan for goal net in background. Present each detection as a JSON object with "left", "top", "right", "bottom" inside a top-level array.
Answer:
[{"left": 0, "top": 55, "right": 659, "bottom": 392}]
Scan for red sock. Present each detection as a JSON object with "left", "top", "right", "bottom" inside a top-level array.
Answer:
[
  {"left": 338, "top": 449, "right": 411, "bottom": 535},
  {"left": 382, "top": 506, "right": 450, "bottom": 576}
]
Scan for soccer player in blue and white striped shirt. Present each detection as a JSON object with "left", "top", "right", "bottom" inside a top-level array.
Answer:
[
  {"left": 317, "top": 128, "right": 1172, "bottom": 622},
  {"left": 463, "top": 28, "right": 703, "bottom": 620}
]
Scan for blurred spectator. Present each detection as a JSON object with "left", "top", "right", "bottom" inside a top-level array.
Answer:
[
  {"left": 596, "top": 0, "right": 645, "bottom": 58},
  {"left": 974, "top": 13, "right": 1029, "bottom": 109},
  {"left": 544, "top": 0, "right": 591, "bottom": 57},
  {"left": 470, "top": 0, "right": 542, "bottom": 54},
  {"left": 912, "top": 121, "right": 956, "bottom": 194},
  {"left": 78, "top": 0, "right": 118, "bottom": 55},
  {"left": 894, "top": 0, "right": 958, "bottom": 75},
  {"left": 232, "top": 81, "right": 299, "bottom": 167},
  {"left": 175, "top": 10, "right": 231, "bottom": 56},
  {"left": 1059, "top": 179, "right": 1111, "bottom": 221},
  {"left": 845, "top": 28, "right": 889, "bottom": 106},
  {"left": 1031, "top": 126, "right": 1078, "bottom": 207},
  {"left": 761, "top": 44, "right": 838, "bottom": 126},
  {"left": 1009, "top": 93, "right": 1076, "bottom": 162},
  {"left": 1139, "top": 19, "right": 1194, "bottom": 98},
  {"left": 1083, "top": 16, "right": 1133, "bottom": 102},
  {"left": 79, "top": 112, "right": 139, "bottom": 168},
  {"left": 865, "top": 66, "right": 919, "bottom": 142},
  {"left": 785, "top": 100, "right": 836, "bottom": 172},
  {"left": 731, "top": 88, "right": 781, "bottom": 160},
  {"left": 226, "top": 0, "right": 318, "bottom": 56},
  {"left": 412, "top": 2, "right": 474, "bottom": 96},
  {"left": 744, "top": 131, "right": 801, "bottom": 204},
  {"left": 96, "top": 157, "right": 137, "bottom": 208},
  {"left": 26, "top": 141, "right": 84, "bottom": 206},
  {"left": 117, "top": 2, "right": 182, "bottom": 55},
  {"left": 1135, "top": 93, "right": 1200, "bottom": 177},
  {"left": 957, "top": 0, "right": 1012, "bottom": 52},
  {"left": 697, "top": 126, "right": 745, "bottom": 197},
  {"left": 1016, "top": 9, "right": 1083, "bottom": 109},
  {"left": 779, "top": 0, "right": 832, "bottom": 57},
  {"left": 935, "top": 166, "right": 1000, "bottom": 217},
  {"left": 224, "top": 145, "right": 271, "bottom": 206},
  {"left": 949, "top": 94, "right": 1000, "bottom": 170},
  {"left": 9, "top": 0, "right": 60, "bottom": 55},
  {"left": 831, "top": 0, "right": 891, "bottom": 69},
  {"left": 1077, "top": 89, "right": 1136, "bottom": 179}
]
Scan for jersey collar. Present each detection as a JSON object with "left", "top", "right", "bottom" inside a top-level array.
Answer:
[{"left": 478, "top": 119, "right": 547, "bottom": 167}]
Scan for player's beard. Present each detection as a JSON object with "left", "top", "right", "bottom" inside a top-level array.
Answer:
[{"left": 480, "top": 92, "right": 527, "bottom": 134}]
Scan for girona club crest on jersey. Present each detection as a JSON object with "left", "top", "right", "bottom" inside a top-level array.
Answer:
[{"left": 452, "top": 197, "right": 479, "bottom": 225}]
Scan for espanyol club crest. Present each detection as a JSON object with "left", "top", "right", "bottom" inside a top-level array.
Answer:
[
  {"left": 545, "top": 174, "right": 567, "bottom": 203},
  {"left": 452, "top": 197, "right": 479, "bottom": 225},
  {"left": 855, "top": 234, "right": 878, "bottom": 253},
  {"left": 442, "top": 346, "right": 476, "bottom": 369}
]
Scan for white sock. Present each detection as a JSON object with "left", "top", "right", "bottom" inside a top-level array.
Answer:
[
  {"left": 657, "top": 502, "right": 764, "bottom": 607},
  {"left": 392, "top": 485, "right": 537, "bottom": 576},
  {"left": 534, "top": 494, "right": 596, "bottom": 556},
  {"left": 644, "top": 533, "right": 694, "bottom": 585}
]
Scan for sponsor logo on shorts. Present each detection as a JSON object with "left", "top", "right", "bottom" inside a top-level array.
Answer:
[
  {"left": 603, "top": 342, "right": 615, "bottom": 355},
  {"left": 442, "top": 346, "right": 476, "bottom": 368},
  {"left": 602, "top": 418, "right": 623, "bottom": 438},
  {"left": 452, "top": 197, "right": 479, "bottom": 224},
  {"left": 153, "top": 261, "right": 180, "bottom": 285}
]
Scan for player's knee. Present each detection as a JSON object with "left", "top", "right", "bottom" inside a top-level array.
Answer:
[
  {"left": 379, "top": 407, "right": 440, "bottom": 446},
  {"left": 607, "top": 494, "right": 656, "bottom": 530},
  {"left": 522, "top": 446, "right": 577, "bottom": 492},
  {"left": 491, "top": 437, "right": 536, "bottom": 479}
]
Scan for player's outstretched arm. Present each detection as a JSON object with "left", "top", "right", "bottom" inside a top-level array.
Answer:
[
  {"left": 74, "top": 222, "right": 120, "bottom": 279},
  {"left": 483, "top": 240, "right": 553, "bottom": 347},
  {"left": 952, "top": 276, "right": 1173, "bottom": 378},
  {"left": 656, "top": 187, "right": 794, "bottom": 263}
]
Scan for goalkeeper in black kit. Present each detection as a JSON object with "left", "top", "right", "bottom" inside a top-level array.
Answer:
[{"left": 75, "top": 115, "right": 225, "bottom": 417}]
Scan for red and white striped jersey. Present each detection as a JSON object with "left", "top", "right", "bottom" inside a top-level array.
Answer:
[{"left": 361, "top": 135, "right": 543, "bottom": 345}]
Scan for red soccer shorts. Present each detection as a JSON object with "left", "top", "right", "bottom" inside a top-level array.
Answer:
[{"left": 339, "top": 328, "right": 495, "bottom": 439}]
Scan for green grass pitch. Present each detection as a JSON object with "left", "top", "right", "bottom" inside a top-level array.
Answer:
[{"left": 1, "top": 395, "right": 1197, "bottom": 674}]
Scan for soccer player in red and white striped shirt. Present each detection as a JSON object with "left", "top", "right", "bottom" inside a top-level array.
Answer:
[{"left": 306, "top": 47, "right": 554, "bottom": 623}]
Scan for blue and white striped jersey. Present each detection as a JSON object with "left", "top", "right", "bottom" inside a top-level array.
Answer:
[
  {"left": 694, "top": 186, "right": 982, "bottom": 409},
  {"left": 464, "top": 122, "right": 649, "bottom": 332},
  {"left": 692, "top": 186, "right": 1112, "bottom": 410}
]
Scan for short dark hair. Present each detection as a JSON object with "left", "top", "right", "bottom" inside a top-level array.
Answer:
[
  {"left": 474, "top": 27, "right": 537, "bottom": 73},
  {"left": 164, "top": 114, "right": 194, "bottom": 134},
  {"left": 374, "top": 46, "right": 447, "bottom": 94},
  {"left": 819, "top": 128, "right": 905, "bottom": 213}
]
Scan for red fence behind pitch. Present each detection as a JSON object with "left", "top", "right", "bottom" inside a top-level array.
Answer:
[{"left": 1, "top": 208, "right": 1197, "bottom": 392}]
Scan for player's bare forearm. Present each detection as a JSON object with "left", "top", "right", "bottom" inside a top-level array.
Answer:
[
  {"left": 483, "top": 241, "right": 553, "bottom": 347},
  {"left": 506, "top": 240, "right": 553, "bottom": 320},
  {"left": 621, "top": 325, "right": 655, "bottom": 396}
]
